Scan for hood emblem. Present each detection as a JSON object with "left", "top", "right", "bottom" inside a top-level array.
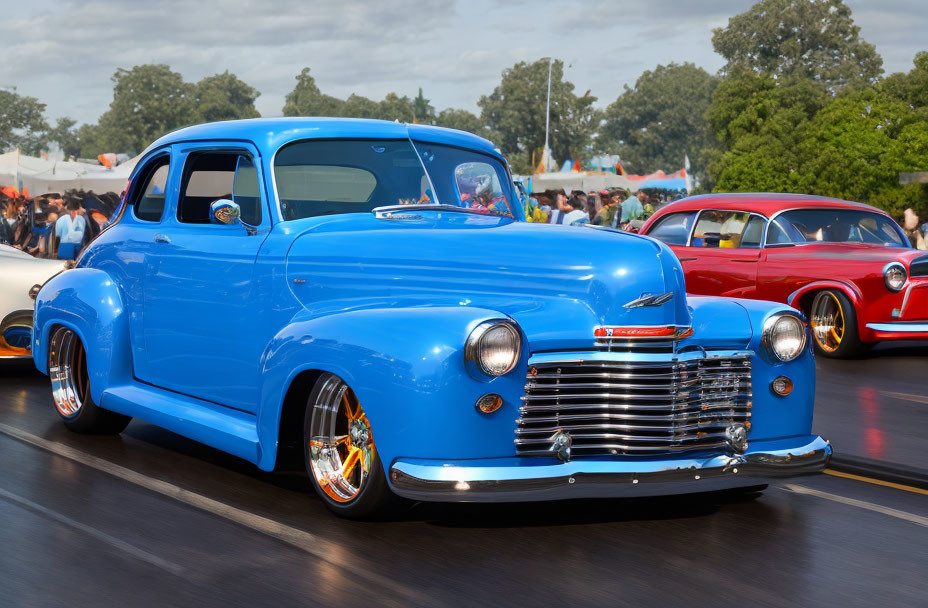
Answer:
[{"left": 624, "top": 291, "right": 674, "bottom": 308}]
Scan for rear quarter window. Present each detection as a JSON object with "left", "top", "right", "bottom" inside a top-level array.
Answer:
[{"left": 646, "top": 212, "right": 697, "bottom": 245}]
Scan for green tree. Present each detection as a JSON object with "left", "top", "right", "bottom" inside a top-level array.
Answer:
[
  {"left": 412, "top": 88, "right": 435, "bottom": 124},
  {"left": 435, "top": 108, "right": 489, "bottom": 138},
  {"left": 799, "top": 77, "right": 928, "bottom": 216},
  {"left": 708, "top": 73, "right": 827, "bottom": 192},
  {"left": 378, "top": 92, "right": 415, "bottom": 122},
  {"left": 282, "top": 67, "right": 347, "bottom": 117},
  {"left": 599, "top": 63, "right": 716, "bottom": 179},
  {"left": 195, "top": 71, "right": 261, "bottom": 123},
  {"left": 46, "top": 117, "right": 81, "bottom": 158},
  {"left": 86, "top": 65, "right": 199, "bottom": 156},
  {"left": 343, "top": 93, "right": 381, "bottom": 118},
  {"left": 0, "top": 88, "right": 49, "bottom": 154},
  {"left": 712, "top": 0, "right": 883, "bottom": 90},
  {"left": 479, "top": 59, "right": 598, "bottom": 173}
]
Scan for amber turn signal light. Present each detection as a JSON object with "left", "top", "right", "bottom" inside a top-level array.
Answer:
[
  {"left": 771, "top": 376, "right": 793, "bottom": 396},
  {"left": 476, "top": 393, "right": 503, "bottom": 414}
]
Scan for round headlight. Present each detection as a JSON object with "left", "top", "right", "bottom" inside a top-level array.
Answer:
[
  {"left": 883, "top": 262, "right": 906, "bottom": 292},
  {"left": 762, "top": 313, "right": 806, "bottom": 362},
  {"left": 465, "top": 320, "right": 521, "bottom": 378}
]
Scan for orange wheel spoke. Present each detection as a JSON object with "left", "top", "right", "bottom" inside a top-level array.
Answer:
[{"left": 341, "top": 447, "right": 361, "bottom": 478}]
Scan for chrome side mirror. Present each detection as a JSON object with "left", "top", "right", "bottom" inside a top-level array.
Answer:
[
  {"left": 210, "top": 199, "right": 241, "bottom": 225},
  {"left": 210, "top": 199, "right": 256, "bottom": 235}
]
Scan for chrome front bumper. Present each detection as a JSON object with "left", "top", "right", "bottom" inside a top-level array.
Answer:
[{"left": 388, "top": 435, "right": 831, "bottom": 502}]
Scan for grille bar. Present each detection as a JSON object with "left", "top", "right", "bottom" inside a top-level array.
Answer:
[{"left": 515, "top": 353, "right": 752, "bottom": 457}]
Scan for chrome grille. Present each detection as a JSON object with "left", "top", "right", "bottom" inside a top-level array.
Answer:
[
  {"left": 593, "top": 337, "right": 675, "bottom": 353},
  {"left": 910, "top": 254, "right": 928, "bottom": 278},
  {"left": 515, "top": 354, "right": 752, "bottom": 456}
]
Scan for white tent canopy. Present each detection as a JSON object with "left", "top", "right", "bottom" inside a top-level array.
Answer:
[
  {"left": 530, "top": 172, "right": 641, "bottom": 194},
  {"left": 1, "top": 150, "right": 140, "bottom": 195}
]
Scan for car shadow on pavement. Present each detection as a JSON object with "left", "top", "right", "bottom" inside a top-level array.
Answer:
[{"left": 404, "top": 488, "right": 770, "bottom": 528}]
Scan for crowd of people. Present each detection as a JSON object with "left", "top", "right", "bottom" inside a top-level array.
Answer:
[
  {"left": 525, "top": 187, "right": 682, "bottom": 230},
  {"left": 1, "top": 189, "right": 118, "bottom": 260}
]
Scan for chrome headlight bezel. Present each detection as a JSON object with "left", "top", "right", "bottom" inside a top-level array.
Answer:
[
  {"left": 761, "top": 312, "right": 807, "bottom": 363},
  {"left": 465, "top": 320, "right": 521, "bottom": 379},
  {"left": 883, "top": 262, "right": 907, "bottom": 293}
]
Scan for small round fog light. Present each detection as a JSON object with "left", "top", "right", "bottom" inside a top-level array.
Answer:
[
  {"left": 771, "top": 376, "right": 793, "bottom": 396},
  {"left": 725, "top": 423, "right": 748, "bottom": 453},
  {"left": 475, "top": 393, "right": 503, "bottom": 414}
]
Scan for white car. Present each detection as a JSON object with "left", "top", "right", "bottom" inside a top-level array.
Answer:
[{"left": 0, "top": 244, "right": 66, "bottom": 358}]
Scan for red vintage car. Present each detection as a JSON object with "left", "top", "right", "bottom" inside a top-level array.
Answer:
[{"left": 640, "top": 193, "right": 928, "bottom": 357}]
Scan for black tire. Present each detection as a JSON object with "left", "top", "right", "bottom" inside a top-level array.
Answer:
[
  {"left": 302, "top": 373, "right": 404, "bottom": 519},
  {"left": 808, "top": 289, "right": 865, "bottom": 358},
  {"left": 48, "top": 326, "right": 131, "bottom": 435}
]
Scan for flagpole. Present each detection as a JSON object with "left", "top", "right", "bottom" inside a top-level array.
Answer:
[{"left": 543, "top": 57, "right": 552, "bottom": 172}]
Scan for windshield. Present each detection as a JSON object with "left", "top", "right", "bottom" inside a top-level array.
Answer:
[
  {"left": 768, "top": 208, "right": 908, "bottom": 248},
  {"left": 274, "top": 138, "right": 513, "bottom": 220}
]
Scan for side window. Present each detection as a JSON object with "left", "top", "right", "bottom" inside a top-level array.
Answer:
[
  {"left": 647, "top": 212, "right": 696, "bottom": 246},
  {"left": 178, "top": 151, "right": 262, "bottom": 226},
  {"left": 740, "top": 216, "right": 766, "bottom": 248},
  {"left": 132, "top": 159, "right": 170, "bottom": 222},
  {"left": 691, "top": 211, "right": 750, "bottom": 248}
]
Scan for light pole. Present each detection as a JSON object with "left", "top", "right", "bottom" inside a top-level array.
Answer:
[{"left": 543, "top": 57, "right": 552, "bottom": 173}]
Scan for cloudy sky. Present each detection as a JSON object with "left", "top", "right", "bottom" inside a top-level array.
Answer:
[{"left": 2, "top": 0, "right": 925, "bottom": 125}]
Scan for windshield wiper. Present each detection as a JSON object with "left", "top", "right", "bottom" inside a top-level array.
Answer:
[{"left": 373, "top": 204, "right": 503, "bottom": 219}]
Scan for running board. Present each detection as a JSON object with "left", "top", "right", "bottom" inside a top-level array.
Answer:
[{"left": 101, "top": 384, "right": 261, "bottom": 465}]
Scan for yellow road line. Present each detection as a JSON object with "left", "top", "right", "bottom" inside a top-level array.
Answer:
[{"left": 825, "top": 469, "right": 928, "bottom": 495}]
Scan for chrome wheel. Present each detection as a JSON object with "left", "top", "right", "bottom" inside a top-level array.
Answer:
[
  {"left": 49, "top": 327, "right": 89, "bottom": 418},
  {"left": 810, "top": 292, "right": 845, "bottom": 353},
  {"left": 308, "top": 375, "right": 375, "bottom": 503}
]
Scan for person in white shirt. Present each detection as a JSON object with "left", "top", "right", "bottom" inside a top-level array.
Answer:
[
  {"left": 55, "top": 199, "right": 87, "bottom": 260},
  {"left": 548, "top": 190, "right": 589, "bottom": 226}
]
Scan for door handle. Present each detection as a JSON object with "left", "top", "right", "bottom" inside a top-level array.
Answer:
[
  {"left": 153, "top": 233, "right": 171, "bottom": 244},
  {"left": 678, "top": 257, "right": 696, "bottom": 262}
]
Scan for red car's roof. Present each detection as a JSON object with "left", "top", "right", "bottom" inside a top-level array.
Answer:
[{"left": 653, "top": 193, "right": 885, "bottom": 219}]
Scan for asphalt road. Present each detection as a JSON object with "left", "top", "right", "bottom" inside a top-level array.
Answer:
[{"left": 1, "top": 354, "right": 926, "bottom": 608}]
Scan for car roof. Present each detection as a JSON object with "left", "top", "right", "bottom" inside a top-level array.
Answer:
[
  {"left": 143, "top": 117, "right": 500, "bottom": 159},
  {"left": 658, "top": 193, "right": 886, "bottom": 218}
]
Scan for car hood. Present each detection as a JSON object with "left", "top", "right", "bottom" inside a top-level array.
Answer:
[{"left": 283, "top": 211, "right": 719, "bottom": 351}]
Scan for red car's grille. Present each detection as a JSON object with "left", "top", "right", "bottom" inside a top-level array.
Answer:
[{"left": 910, "top": 255, "right": 928, "bottom": 278}]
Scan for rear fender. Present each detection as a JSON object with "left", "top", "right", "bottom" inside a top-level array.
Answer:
[
  {"left": 32, "top": 268, "right": 132, "bottom": 404},
  {"left": 255, "top": 306, "right": 527, "bottom": 471}
]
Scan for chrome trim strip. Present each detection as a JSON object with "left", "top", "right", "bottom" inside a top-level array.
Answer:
[
  {"left": 866, "top": 322, "right": 928, "bottom": 333},
  {"left": 527, "top": 349, "right": 753, "bottom": 365},
  {"left": 389, "top": 436, "right": 832, "bottom": 502}
]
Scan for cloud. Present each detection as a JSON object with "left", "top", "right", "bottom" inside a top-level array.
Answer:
[{"left": 0, "top": 0, "right": 923, "bottom": 125}]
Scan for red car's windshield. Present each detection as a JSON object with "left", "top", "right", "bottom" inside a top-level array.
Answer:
[{"left": 769, "top": 209, "right": 908, "bottom": 248}]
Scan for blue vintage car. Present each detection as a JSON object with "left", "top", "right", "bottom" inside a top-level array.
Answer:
[{"left": 33, "top": 118, "right": 831, "bottom": 518}]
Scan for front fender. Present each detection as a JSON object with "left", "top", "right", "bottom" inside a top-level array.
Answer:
[
  {"left": 787, "top": 280, "right": 863, "bottom": 311},
  {"left": 256, "top": 306, "right": 528, "bottom": 471},
  {"left": 730, "top": 297, "right": 816, "bottom": 441},
  {"left": 33, "top": 268, "right": 133, "bottom": 404}
]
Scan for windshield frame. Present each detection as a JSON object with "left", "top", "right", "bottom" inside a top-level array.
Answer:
[
  {"left": 762, "top": 206, "right": 909, "bottom": 248},
  {"left": 270, "top": 136, "right": 517, "bottom": 222}
]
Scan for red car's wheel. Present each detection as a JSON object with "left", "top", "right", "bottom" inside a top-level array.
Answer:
[{"left": 808, "top": 290, "right": 864, "bottom": 358}]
